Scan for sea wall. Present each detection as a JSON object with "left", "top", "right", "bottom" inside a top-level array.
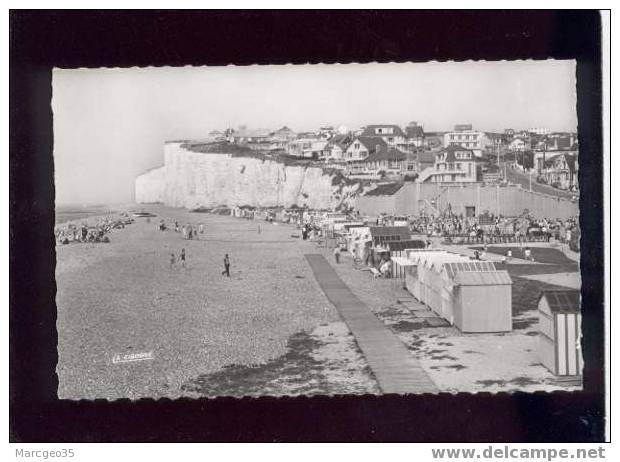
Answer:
[
  {"left": 135, "top": 142, "right": 362, "bottom": 209},
  {"left": 356, "top": 182, "right": 579, "bottom": 219}
]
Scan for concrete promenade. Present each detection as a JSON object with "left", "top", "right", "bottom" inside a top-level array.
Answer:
[{"left": 305, "top": 254, "right": 438, "bottom": 395}]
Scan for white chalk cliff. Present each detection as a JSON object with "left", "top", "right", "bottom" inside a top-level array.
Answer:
[{"left": 135, "top": 142, "right": 363, "bottom": 209}]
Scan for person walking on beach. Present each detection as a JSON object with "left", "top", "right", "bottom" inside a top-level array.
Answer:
[
  {"left": 257, "top": 224, "right": 262, "bottom": 235},
  {"left": 170, "top": 253, "right": 176, "bottom": 269},
  {"left": 199, "top": 223, "right": 204, "bottom": 234},
  {"left": 180, "top": 248, "right": 186, "bottom": 268},
  {"left": 222, "top": 254, "right": 231, "bottom": 277},
  {"left": 333, "top": 246, "right": 341, "bottom": 264}
]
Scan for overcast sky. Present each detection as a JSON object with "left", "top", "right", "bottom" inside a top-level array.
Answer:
[{"left": 53, "top": 60, "right": 577, "bottom": 205}]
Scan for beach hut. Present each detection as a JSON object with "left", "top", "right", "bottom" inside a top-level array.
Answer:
[
  {"left": 368, "top": 226, "right": 411, "bottom": 247},
  {"left": 402, "top": 251, "right": 512, "bottom": 332},
  {"left": 403, "top": 250, "right": 449, "bottom": 303},
  {"left": 373, "top": 240, "right": 425, "bottom": 278},
  {"left": 424, "top": 253, "right": 473, "bottom": 317},
  {"left": 450, "top": 270, "right": 513, "bottom": 332},
  {"left": 538, "top": 289, "right": 583, "bottom": 376}
]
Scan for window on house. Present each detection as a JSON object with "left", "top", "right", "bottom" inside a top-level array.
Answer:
[{"left": 354, "top": 143, "right": 360, "bottom": 149}]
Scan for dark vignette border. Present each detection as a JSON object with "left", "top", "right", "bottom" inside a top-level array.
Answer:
[{"left": 9, "top": 10, "right": 605, "bottom": 442}]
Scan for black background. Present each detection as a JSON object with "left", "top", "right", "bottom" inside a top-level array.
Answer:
[{"left": 9, "top": 10, "right": 606, "bottom": 442}]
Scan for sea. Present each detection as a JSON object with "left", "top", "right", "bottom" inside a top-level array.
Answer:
[{"left": 55, "top": 204, "right": 118, "bottom": 225}]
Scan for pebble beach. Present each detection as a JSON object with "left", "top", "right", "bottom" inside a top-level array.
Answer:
[{"left": 55, "top": 205, "right": 378, "bottom": 400}]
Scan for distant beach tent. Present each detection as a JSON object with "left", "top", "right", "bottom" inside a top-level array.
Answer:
[{"left": 538, "top": 289, "right": 583, "bottom": 377}]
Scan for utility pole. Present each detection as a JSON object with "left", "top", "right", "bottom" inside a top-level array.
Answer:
[
  {"left": 496, "top": 183, "right": 500, "bottom": 217},
  {"left": 529, "top": 169, "right": 532, "bottom": 192}
]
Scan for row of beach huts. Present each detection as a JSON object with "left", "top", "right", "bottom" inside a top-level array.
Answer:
[{"left": 318, "top": 217, "right": 583, "bottom": 379}]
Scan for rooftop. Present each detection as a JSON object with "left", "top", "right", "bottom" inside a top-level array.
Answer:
[
  {"left": 365, "top": 147, "right": 408, "bottom": 163},
  {"left": 361, "top": 124, "right": 406, "bottom": 138},
  {"left": 364, "top": 182, "right": 404, "bottom": 197},
  {"left": 539, "top": 289, "right": 581, "bottom": 314}
]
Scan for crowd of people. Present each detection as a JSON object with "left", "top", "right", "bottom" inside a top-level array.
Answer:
[
  {"left": 403, "top": 213, "right": 580, "bottom": 247},
  {"left": 158, "top": 219, "right": 205, "bottom": 240},
  {"left": 55, "top": 213, "right": 134, "bottom": 245}
]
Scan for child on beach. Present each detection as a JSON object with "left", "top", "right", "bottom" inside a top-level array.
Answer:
[{"left": 180, "top": 248, "right": 186, "bottom": 268}]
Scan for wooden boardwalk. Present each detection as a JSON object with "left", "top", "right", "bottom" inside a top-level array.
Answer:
[{"left": 305, "top": 254, "right": 438, "bottom": 395}]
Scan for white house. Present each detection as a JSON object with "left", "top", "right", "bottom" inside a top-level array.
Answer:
[
  {"left": 509, "top": 137, "right": 530, "bottom": 152},
  {"left": 443, "top": 125, "right": 491, "bottom": 157},
  {"left": 418, "top": 145, "right": 479, "bottom": 183},
  {"left": 287, "top": 139, "right": 328, "bottom": 159}
]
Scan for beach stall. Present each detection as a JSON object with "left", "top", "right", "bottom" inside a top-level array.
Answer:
[
  {"left": 538, "top": 289, "right": 583, "bottom": 377},
  {"left": 449, "top": 268, "right": 513, "bottom": 332}
]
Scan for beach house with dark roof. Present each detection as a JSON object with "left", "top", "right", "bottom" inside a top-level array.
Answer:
[
  {"left": 343, "top": 136, "right": 388, "bottom": 162},
  {"left": 355, "top": 146, "right": 408, "bottom": 177},
  {"left": 322, "top": 134, "right": 353, "bottom": 162},
  {"left": 360, "top": 124, "right": 406, "bottom": 147}
]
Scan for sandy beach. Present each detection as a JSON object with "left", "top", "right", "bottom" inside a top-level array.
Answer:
[{"left": 56, "top": 205, "right": 378, "bottom": 400}]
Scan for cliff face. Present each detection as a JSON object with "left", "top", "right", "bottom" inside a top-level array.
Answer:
[{"left": 135, "top": 142, "right": 362, "bottom": 209}]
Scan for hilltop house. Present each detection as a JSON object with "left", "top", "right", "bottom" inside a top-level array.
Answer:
[
  {"left": 509, "top": 137, "right": 530, "bottom": 152},
  {"left": 540, "top": 153, "right": 579, "bottom": 190},
  {"left": 417, "top": 145, "right": 479, "bottom": 183},
  {"left": 532, "top": 133, "right": 579, "bottom": 174},
  {"left": 287, "top": 138, "right": 329, "bottom": 159},
  {"left": 321, "top": 134, "right": 353, "bottom": 162},
  {"left": 360, "top": 124, "right": 406, "bottom": 148},
  {"left": 443, "top": 124, "right": 492, "bottom": 157},
  {"left": 346, "top": 146, "right": 408, "bottom": 178},
  {"left": 405, "top": 121, "right": 425, "bottom": 148},
  {"left": 343, "top": 136, "right": 388, "bottom": 162},
  {"left": 230, "top": 128, "right": 279, "bottom": 151}
]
